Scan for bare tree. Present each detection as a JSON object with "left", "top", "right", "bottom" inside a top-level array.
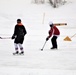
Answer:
[
  {"left": 49, "top": 0, "right": 66, "bottom": 8},
  {"left": 35, "top": 0, "right": 38, "bottom": 3},
  {"left": 34, "top": 0, "right": 45, "bottom": 3}
]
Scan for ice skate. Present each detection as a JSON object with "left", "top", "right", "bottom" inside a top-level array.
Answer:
[
  {"left": 13, "top": 51, "right": 19, "bottom": 55},
  {"left": 19, "top": 51, "right": 24, "bottom": 55}
]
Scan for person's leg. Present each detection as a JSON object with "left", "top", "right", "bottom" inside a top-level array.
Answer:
[
  {"left": 13, "top": 43, "right": 19, "bottom": 54},
  {"left": 51, "top": 36, "right": 57, "bottom": 49},
  {"left": 19, "top": 43, "right": 24, "bottom": 54}
]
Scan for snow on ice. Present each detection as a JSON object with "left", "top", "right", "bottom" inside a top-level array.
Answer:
[{"left": 0, "top": 0, "right": 76, "bottom": 75}]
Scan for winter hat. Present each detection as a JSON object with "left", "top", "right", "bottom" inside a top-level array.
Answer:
[
  {"left": 49, "top": 21, "right": 53, "bottom": 26},
  {"left": 17, "top": 19, "right": 21, "bottom": 23}
]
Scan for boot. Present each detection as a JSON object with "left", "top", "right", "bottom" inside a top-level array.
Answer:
[
  {"left": 51, "top": 47, "right": 57, "bottom": 49},
  {"left": 13, "top": 51, "right": 19, "bottom": 55},
  {"left": 19, "top": 51, "right": 24, "bottom": 55}
]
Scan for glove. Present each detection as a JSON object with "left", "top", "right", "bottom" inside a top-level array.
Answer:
[
  {"left": 11, "top": 36, "right": 15, "bottom": 39},
  {"left": 46, "top": 37, "right": 49, "bottom": 41}
]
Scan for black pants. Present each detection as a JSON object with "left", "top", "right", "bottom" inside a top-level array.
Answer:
[
  {"left": 51, "top": 36, "right": 57, "bottom": 48},
  {"left": 14, "top": 36, "right": 24, "bottom": 44}
]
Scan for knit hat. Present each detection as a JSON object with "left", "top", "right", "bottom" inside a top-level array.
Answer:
[
  {"left": 17, "top": 19, "right": 21, "bottom": 22},
  {"left": 49, "top": 21, "right": 53, "bottom": 26}
]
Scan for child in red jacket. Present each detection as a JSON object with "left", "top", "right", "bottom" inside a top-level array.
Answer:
[{"left": 46, "top": 22, "right": 60, "bottom": 49}]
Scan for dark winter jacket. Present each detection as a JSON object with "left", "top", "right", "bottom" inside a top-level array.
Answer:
[{"left": 12, "top": 23, "right": 27, "bottom": 44}]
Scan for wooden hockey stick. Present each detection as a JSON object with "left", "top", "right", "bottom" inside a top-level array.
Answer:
[
  {"left": 64, "top": 33, "right": 76, "bottom": 41},
  {"left": 54, "top": 23, "right": 67, "bottom": 26}
]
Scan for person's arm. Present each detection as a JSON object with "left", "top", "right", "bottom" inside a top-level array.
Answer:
[
  {"left": 23, "top": 26, "right": 27, "bottom": 36},
  {"left": 11, "top": 25, "right": 16, "bottom": 39},
  {"left": 46, "top": 28, "right": 53, "bottom": 41}
]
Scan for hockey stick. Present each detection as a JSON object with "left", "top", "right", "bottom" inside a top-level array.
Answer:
[
  {"left": 64, "top": 33, "right": 76, "bottom": 41},
  {"left": 41, "top": 41, "right": 47, "bottom": 51},
  {"left": 54, "top": 23, "right": 67, "bottom": 26},
  {"left": 0, "top": 37, "right": 11, "bottom": 39}
]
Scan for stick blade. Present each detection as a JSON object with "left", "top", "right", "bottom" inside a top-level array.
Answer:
[{"left": 64, "top": 36, "right": 72, "bottom": 41}]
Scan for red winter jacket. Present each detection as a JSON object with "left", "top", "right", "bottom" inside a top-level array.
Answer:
[{"left": 48, "top": 26, "right": 60, "bottom": 38}]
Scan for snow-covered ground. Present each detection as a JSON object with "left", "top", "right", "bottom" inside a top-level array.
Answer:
[{"left": 0, "top": 0, "right": 76, "bottom": 75}]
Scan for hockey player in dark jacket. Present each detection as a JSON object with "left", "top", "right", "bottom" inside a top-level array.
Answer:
[{"left": 11, "top": 19, "right": 27, "bottom": 55}]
